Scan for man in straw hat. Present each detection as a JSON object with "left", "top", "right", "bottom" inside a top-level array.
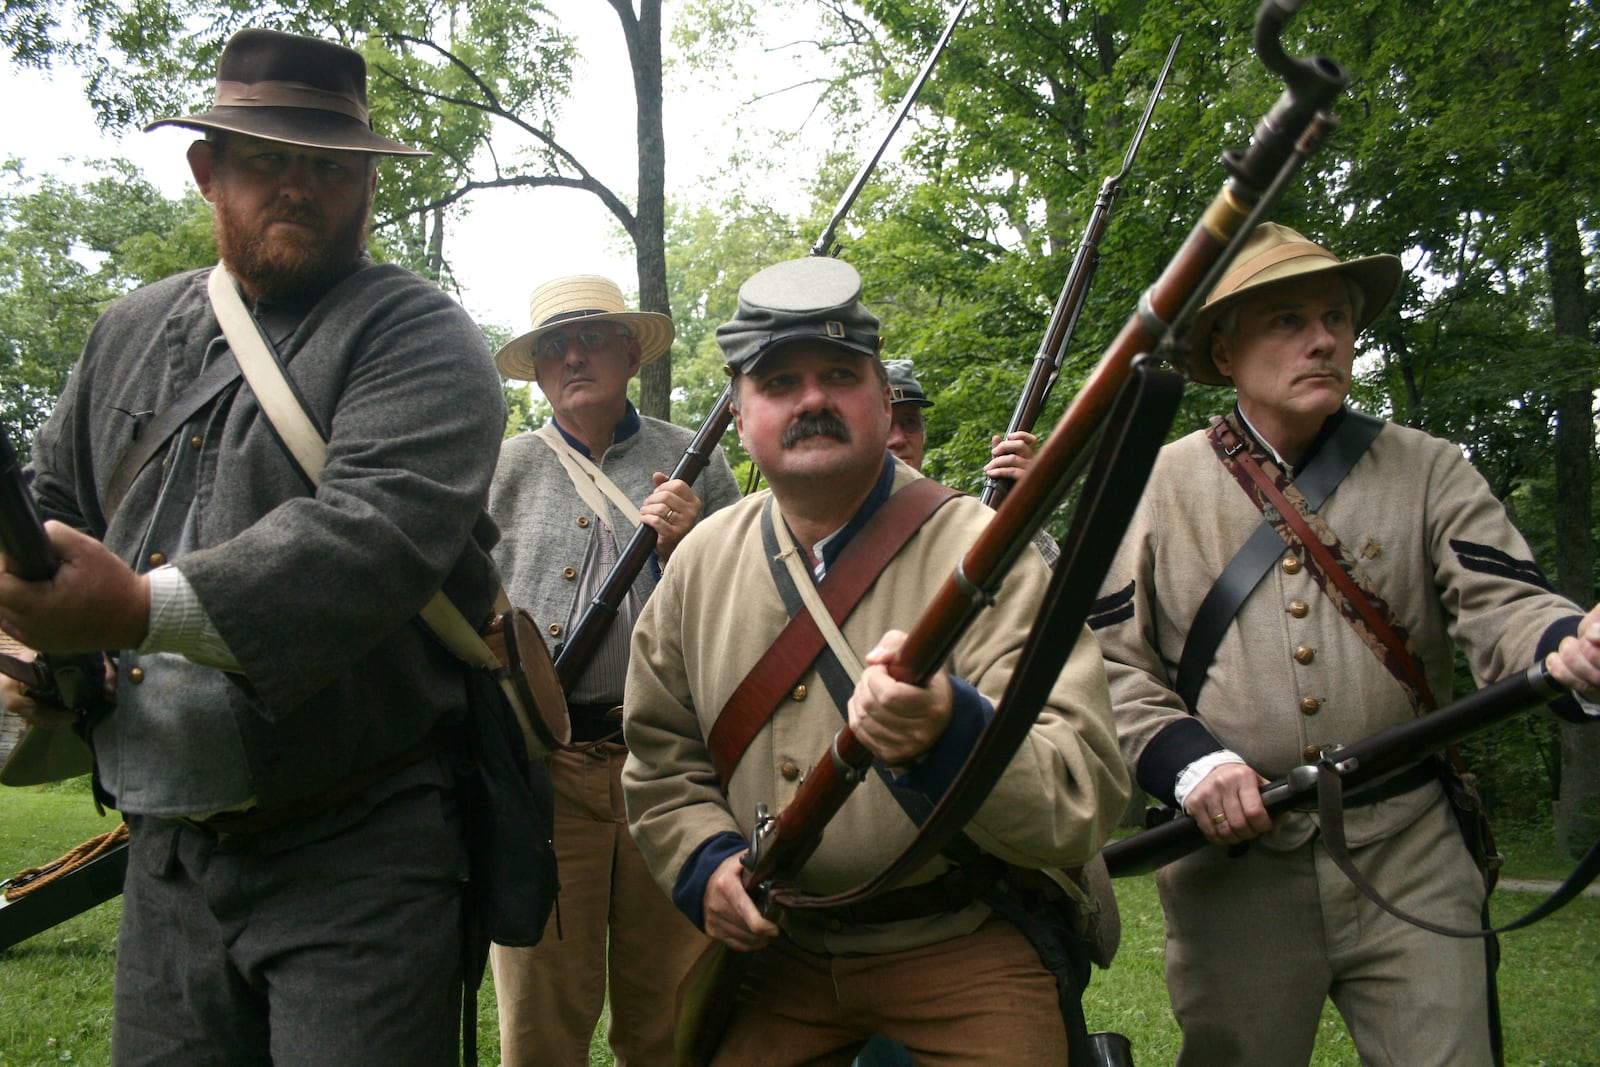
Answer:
[
  {"left": 0, "top": 27, "right": 506, "bottom": 1063},
  {"left": 621, "top": 256, "right": 1128, "bottom": 1064},
  {"left": 1091, "top": 222, "right": 1600, "bottom": 1064},
  {"left": 487, "top": 274, "right": 739, "bottom": 1066}
]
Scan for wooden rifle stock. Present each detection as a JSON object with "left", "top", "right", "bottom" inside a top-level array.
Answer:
[
  {"left": 0, "top": 426, "right": 106, "bottom": 715},
  {"left": 553, "top": 384, "right": 737, "bottom": 691},
  {"left": 677, "top": 5, "right": 1354, "bottom": 1062},
  {"left": 979, "top": 34, "right": 1181, "bottom": 509},
  {"left": 1103, "top": 664, "right": 1565, "bottom": 878}
]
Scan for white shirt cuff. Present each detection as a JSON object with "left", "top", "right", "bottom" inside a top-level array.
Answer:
[
  {"left": 138, "top": 564, "right": 240, "bottom": 672},
  {"left": 1174, "top": 749, "right": 1249, "bottom": 809}
]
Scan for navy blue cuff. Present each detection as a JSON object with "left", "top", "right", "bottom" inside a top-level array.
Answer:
[
  {"left": 891, "top": 676, "right": 991, "bottom": 799},
  {"left": 1136, "top": 717, "right": 1224, "bottom": 809},
  {"left": 671, "top": 831, "right": 747, "bottom": 930},
  {"left": 1537, "top": 616, "right": 1592, "bottom": 723}
]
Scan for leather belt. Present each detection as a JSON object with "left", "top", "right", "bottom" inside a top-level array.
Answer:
[
  {"left": 820, "top": 855, "right": 1008, "bottom": 926},
  {"left": 174, "top": 736, "right": 441, "bottom": 839},
  {"left": 1289, "top": 760, "right": 1436, "bottom": 813},
  {"left": 568, "top": 702, "right": 624, "bottom": 746}
]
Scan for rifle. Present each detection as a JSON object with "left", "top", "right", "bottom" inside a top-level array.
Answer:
[
  {"left": 556, "top": 0, "right": 972, "bottom": 690},
  {"left": 979, "top": 34, "right": 1181, "bottom": 509},
  {"left": 0, "top": 425, "right": 107, "bottom": 723},
  {"left": 1103, "top": 663, "right": 1566, "bottom": 878},
  {"left": 677, "top": 2, "right": 1352, "bottom": 1061}
]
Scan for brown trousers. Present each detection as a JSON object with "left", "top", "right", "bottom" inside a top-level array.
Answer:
[
  {"left": 712, "top": 919, "right": 1068, "bottom": 1066},
  {"left": 490, "top": 743, "right": 708, "bottom": 1066}
]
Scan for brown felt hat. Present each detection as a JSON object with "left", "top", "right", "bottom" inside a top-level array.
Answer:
[
  {"left": 1188, "top": 223, "right": 1402, "bottom": 385},
  {"left": 144, "top": 28, "right": 427, "bottom": 157}
]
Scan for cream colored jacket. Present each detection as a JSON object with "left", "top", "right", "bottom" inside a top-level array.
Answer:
[{"left": 623, "top": 461, "right": 1128, "bottom": 954}]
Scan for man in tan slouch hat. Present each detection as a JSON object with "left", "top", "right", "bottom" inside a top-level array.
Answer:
[{"left": 1092, "top": 222, "right": 1600, "bottom": 1064}]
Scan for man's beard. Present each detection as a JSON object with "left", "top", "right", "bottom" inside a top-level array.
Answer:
[{"left": 213, "top": 194, "right": 369, "bottom": 303}]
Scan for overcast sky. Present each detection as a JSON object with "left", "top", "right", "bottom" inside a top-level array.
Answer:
[{"left": 2, "top": 3, "right": 839, "bottom": 336}]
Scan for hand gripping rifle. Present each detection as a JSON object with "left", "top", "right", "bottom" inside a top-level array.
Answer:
[
  {"left": 677, "top": 3, "right": 1352, "bottom": 1062},
  {"left": 978, "top": 34, "right": 1181, "bottom": 510},
  {"left": 1103, "top": 663, "right": 1571, "bottom": 878},
  {"left": 554, "top": 0, "right": 972, "bottom": 691},
  {"left": 0, "top": 426, "right": 107, "bottom": 721}
]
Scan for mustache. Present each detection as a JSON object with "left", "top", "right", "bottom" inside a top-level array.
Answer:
[
  {"left": 1296, "top": 363, "right": 1348, "bottom": 383},
  {"left": 781, "top": 412, "right": 851, "bottom": 448},
  {"left": 275, "top": 205, "right": 324, "bottom": 227}
]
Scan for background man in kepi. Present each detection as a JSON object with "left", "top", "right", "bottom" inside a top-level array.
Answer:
[
  {"left": 1092, "top": 222, "right": 1600, "bottom": 1065},
  {"left": 487, "top": 274, "right": 740, "bottom": 1066},
  {"left": 0, "top": 28, "right": 504, "bottom": 1064},
  {"left": 622, "top": 256, "right": 1128, "bottom": 1064},
  {"left": 884, "top": 357, "right": 1038, "bottom": 489}
]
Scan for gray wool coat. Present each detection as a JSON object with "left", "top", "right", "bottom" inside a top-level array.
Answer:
[{"left": 28, "top": 260, "right": 506, "bottom": 808}]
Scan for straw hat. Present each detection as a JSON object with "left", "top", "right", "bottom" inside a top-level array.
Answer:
[
  {"left": 145, "top": 28, "right": 426, "bottom": 157},
  {"left": 1187, "top": 223, "right": 1402, "bottom": 386},
  {"left": 495, "top": 275, "right": 675, "bottom": 381}
]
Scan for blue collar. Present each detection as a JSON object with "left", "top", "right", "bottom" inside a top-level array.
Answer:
[
  {"left": 813, "top": 453, "right": 898, "bottom": 574},
  {"left": 551, "top": 401, "right": 642, "bottom": 459}
]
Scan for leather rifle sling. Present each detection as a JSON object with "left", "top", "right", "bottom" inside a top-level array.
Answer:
[
  {"left": 705, "top": 477, "right": 960, "bottom": 786},
  {"left": 1175, "top": 409, "right": 1383, "bottom": 710}
]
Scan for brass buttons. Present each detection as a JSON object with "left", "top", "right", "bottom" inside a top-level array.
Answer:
[
  {"left": 1300, "top": 697, "right": 1321, "bottom": 715},
  {"left": 1294, "top": 645, "right": 1316, "bottom": 665},
  {"left": 780, "top": 760, "right": 800, "bottom": 782},
  {"left": 576, "top": 516, "right": 591, "bottom": 528},
  {"left": 1288, "top": 600, "right": 1309, "bottom": 618},
  {"left": 128, "top": 667, "right": 145, "bottom": 685},
  {"left": 1282, "top": 556, "right": 1302, "bottom": 575},
  {"left": 791, "top": 684, "right": 808, "bottom": 701},
  {"left": 148, "top": 552, "right": 166, "bottom": 567},
  {"left": 562, "top": 566, "right": 577, "bottom": 580},
  {"left": 189, "top": 435, "right": 203, "bottom": 450},
  {"left": 1303, "top": 745, "right": 1322, "bottom": 762},
  {"left": 547, "top": 623, "right": 562, "bottom": 637}
]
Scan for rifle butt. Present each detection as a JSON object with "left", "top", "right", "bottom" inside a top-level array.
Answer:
[{"left": 674, "top": 939, "right": 752, "bottom": 1067}]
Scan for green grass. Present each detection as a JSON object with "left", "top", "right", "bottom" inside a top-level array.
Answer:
[{"left": 2, "top": 787, "right": 1595, "bottom": 1066}]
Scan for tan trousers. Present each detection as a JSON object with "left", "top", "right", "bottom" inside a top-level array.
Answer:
[
  {"left": 712, "top": 919, "right": 1067, "bottom": 1067},
  {"left": 1158, "top": 797, "right": 1492, "bottom": 1066},
  {"left": 491, "top": 743, "right": 708, "bottom": 1067}
]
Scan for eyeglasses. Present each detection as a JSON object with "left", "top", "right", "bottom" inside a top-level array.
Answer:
[{"left": 536, "top": 326, "right": 628, "bottom": 361}]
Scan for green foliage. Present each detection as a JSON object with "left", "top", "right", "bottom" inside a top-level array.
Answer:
[{"left": 0, "top": 155, "right": 213, "bottom": 452}]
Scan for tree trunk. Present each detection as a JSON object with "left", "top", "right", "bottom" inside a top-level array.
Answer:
[
  {"left": 1545, "top": 212, "right": 1600, "bottom": 857},
  {"left": 625, "top": 0, "right": 671, "bottom": 421}
]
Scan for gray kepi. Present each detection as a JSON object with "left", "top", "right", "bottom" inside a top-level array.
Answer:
[
  {"left": 885, "top": 359, "right": 934, "bottom": 408},
  {"left": 717, "top": 257, "right": 882, "bottom": 374},
  {"left": 144, "top": 27, "right": 427, "bottom": 157}
]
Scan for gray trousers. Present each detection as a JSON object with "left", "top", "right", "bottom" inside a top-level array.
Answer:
[
  {"left": 1158, "top": 797, "right": 1491, "bottom": 1067},
  {"left": 113, "top": 773, "right": 466, "bottom": 1067}
]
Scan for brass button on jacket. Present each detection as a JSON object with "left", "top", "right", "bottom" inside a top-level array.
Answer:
[
  {"left": 148, "top": 552, "right": 166, "bottom": 567},
  {"left": 780, "top": 760, "right": 801, "bottom": 782},
  {"left": 547, "top": 623, "right": 562, "bottom": 637},
  {"left": 189, "top": 434, "right": 203, "bottom": 451},
  {"left": 576, "top": 515, "right": 591, "bottom": 528},
  {"left": 1299, "top": 697, "right": 1321, "bottom": 715},
  {"left": 128, "top": 667, "right": 145, "bottom": 685},
  {"left": 1294, "top": 645, "right": 1316, "bottom": 665},
  {"left": 1288, "top": 600, "right": 1309, "bottom": 618},
  {"left": 1303, "top": 744, "right": 1322, "bottom": 762},
  {"left": 791, "top": 684, "right": 808, "bottom": 701},
  {"left": 561, "top": 566, "right": 577, "bottom": 580},
  {"left": 1282, "top": 556, "right": 1303, "bottom": 575}
]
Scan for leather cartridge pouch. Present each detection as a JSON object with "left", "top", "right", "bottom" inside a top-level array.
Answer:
[{"left": 479, "top": 608, "right": 571, "bottom": 754}]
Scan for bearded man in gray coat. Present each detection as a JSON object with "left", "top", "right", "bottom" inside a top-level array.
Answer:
[
  {"left": 0, "top": 29, "right": 503, "bottom": 1064},
  {"left": 1093, "top": 223, "right": 1600, "bottom": 1065}
]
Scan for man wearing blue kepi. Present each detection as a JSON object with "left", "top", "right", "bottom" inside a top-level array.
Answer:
[
  {"left": 0, "top": 28, "right": 503, "bottom": 1064},
  {"left": 623, "top": 256, "right": 1128, "bottom": 1065}
]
